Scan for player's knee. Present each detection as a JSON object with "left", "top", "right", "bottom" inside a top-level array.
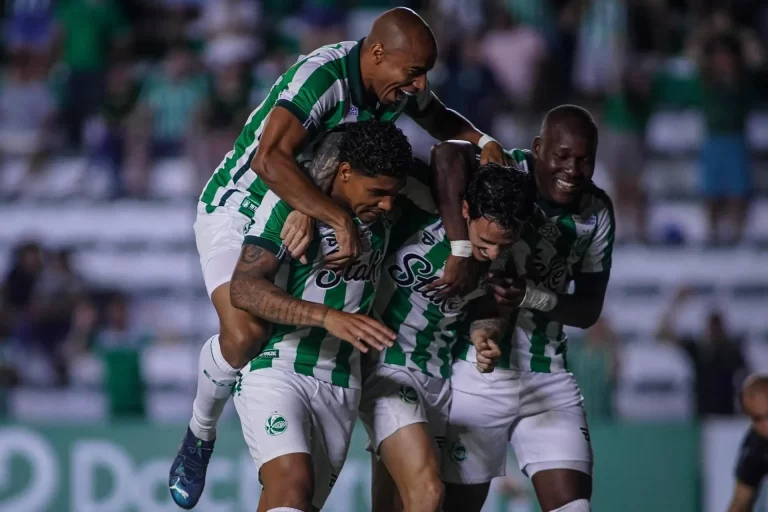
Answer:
[
  {"left": 551, "top": 499, "right": 590, "bottom": 512},
  {"left": 219, "top": 318, "right": 270, "bottom": 367},
  {"left": 261, "top": 459, "right": 314, "bottom": 509},
  {"left": 403, "top": 473, "right": 443, "bottom": 511}
]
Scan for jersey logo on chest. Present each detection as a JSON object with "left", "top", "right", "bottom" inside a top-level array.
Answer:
[
  {"left": 316, "top": 249, "right": 384, "bottom": 289},
  {"left": 389, "top": 253, "right": 465, "bottom": 314}
]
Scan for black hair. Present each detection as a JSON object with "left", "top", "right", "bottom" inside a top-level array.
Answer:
[
  {"left": 465, "top": 163, "right": 536, "bottom": 233},
  {"left": 541, "top": 104, "right": 598, "bottom": 144},
  {"left": 338, "top": 121, "right": 413, "bottom": 180}
]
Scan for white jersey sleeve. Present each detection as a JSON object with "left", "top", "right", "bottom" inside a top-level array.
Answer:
[{"left": 578, "top": 200, "right": 615, "bottom": 274}]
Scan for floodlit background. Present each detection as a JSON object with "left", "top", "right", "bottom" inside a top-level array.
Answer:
[{"left": 1, "top": 0, "right": 767, "bottom": 510}]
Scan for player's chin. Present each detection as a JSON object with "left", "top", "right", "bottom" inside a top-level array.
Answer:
[
  {"left": 472, "top": 246, "right": 490, "bottom": 262},
  {"left": 549, "top": 182, "right": 583, "bottom": 204},
  {"left": 358, "top": 210, "right": 384, "bottom": 223}
]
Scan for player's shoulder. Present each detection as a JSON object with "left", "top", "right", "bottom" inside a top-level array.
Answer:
[
  {"left": 578, "top": 182, "right": 614, "bottom": 220},
  {"left": 293, "top": 41, "right": 357, "bottom": 75},
  {"left": 503, "top": 148, "right": 535, "bottom": 171}
]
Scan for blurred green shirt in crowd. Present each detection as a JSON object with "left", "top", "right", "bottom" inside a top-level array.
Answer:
[{"left": 55, "top": 0, "right": 130, "bottom": 72}]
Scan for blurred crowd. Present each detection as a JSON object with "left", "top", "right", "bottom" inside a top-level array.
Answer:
[{"left": 1, "top": 0, "right": 767, "bottom": 420}]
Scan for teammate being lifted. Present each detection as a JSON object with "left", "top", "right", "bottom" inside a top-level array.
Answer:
[
  {"left": 170, "top": 6, "right": 506, "bottom": 509},
  {"left": 439, "top": 105, "right": 614, "bottom": 512}
]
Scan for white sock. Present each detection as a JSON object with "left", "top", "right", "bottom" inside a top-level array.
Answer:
[
  {"left": 266, "top": 509, "right": 304, "bottom": 512},
  {"left": 189, "top": 335, "right": 241, "bottom": 441},
  {"left": 552, "top": 499, "right": 590, "bottom": 511}
]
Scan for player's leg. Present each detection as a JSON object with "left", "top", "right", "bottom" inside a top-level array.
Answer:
[
  {"left": 170, "top": 212, "right": 270, "bottom": 509},
  {"left": 441, "top": 360, "right": 519, "bottom": 512},
  {"left": 233, "top": 368, "right": 317, "bottom": 511},
  {"left": 359, "top": 365, "right": 447, "bottom": 512},
  {"left": 371, "top": 453, "right": 404, "bottom": 512},
  {"left": 378, "top": 424, "right": 443, "bottom": 512},
  {"left": 512, "top": 372, "right": 593, "bottom": 512}
]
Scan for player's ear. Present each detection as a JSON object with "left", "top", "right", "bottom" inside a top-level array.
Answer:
[
  {"left": 371, "top": 43, "right": 384, "bottom": 64},
  {"left": 461, "top": 200, "right": 469, "bottom": 220},
  {"left": 532, "top": 136, "right": 542, "bottom": 160},
  {"left": 338, "top": 162, "right": 353, "bottom": 183}
]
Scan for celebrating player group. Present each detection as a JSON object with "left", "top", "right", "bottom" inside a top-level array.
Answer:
[{"left": 168, "top": 7, "right": 614, "bottom": 512}]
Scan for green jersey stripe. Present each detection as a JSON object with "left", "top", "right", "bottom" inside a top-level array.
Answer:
[{"left": 411, "top": 302, "right": 441, "bottom": 373}]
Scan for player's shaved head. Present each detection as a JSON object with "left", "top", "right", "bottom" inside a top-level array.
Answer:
[
  {"left": 367, "top": 7, "right": 437, "bottom": 56},
  {"left": 532, "top": 104, "right": 598, "bottom": 205},
  {"left": 540, "top": 104, "right": 598, "bottom": 144},
  {"left": 359, "top": 7, "right": 437, "bottom": 105},
  {"left": 743, "top": 375, "right": 768, "bottom": 400},
  {"left": 742, "top": 375, "right": 768, "bottom": 438}
]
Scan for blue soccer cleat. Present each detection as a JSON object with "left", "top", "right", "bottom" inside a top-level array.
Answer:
[{"left": 169, "top": 427, "right": 215, "bottom": 509}]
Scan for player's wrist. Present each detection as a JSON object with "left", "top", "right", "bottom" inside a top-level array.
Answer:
[
  {"left": 477, "top": 134, "right": 498, "bottom": 149},
  {"left": 519, "top": 280, "right": 558, "bottom": 312},
  {"left": 450, "top": 240, "right": 473, "bottom": 258}
]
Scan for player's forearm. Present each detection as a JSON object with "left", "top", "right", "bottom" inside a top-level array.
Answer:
[
  {"left": 470, "top": 317, "right": 508, "bottom": 339},
  {"left": 430, "top": 141, "right": 476, "bottom": 241},
  {"left": 230, "top": 274, "right": 329, "bottom": 327},
  {"left": 544, "top": 294, "right": 602, "bottom": 329},
  {"left": 252, "top": 147, "right": 349, "bottom": 228},
  {"left": 417, "top": 98, "right": 483, "bottom": 144}
]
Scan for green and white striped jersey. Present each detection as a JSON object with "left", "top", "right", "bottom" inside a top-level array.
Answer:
[
  {"left": 199, "top": 40, "right": 433, "bottom": 218},
  {"left": 243, "top": 191, "right": 392, "bottom": 389},
  {"left": 373, "top": 196, "right": 481, "bottom": 379},
  {"left": 456, "top": 148, "right": 615, "bottom": 373}
]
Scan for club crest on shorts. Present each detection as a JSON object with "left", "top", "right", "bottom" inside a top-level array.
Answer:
[
  {"left": 398, "top": 385, "right": 418, "bottom": 404},
  {"left": 265, "top": 414, "right": 287, "bottom": 436},
  {"left": 450, "top": 441, "right": 467, "bottom": 463}
]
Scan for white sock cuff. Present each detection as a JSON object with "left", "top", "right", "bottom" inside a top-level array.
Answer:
[
  {"left": 266, "top": 508, "right": 304, "bottom": 512},
  {"left": 552, "top": 499, "right": 590, "bottom": 511},
  {"left": 209, "top": 335, "right": 240, "bottom": 375}
]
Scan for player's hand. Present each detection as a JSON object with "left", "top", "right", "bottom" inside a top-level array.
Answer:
[
  {"left": 486, "top": 272, "right": 526, "bottom": 307},
  {"left": 479, "top": 140, "right": 506, "bottom": 165},
  {"left": 323, "top": 309, "right": 396, "bottom": 353},
  {"left": 324, "top": 215, "right": 362, "bottom": 270},
  {"left": 427, "top": 255, "right": 482, "bottom": 298},
  {"left": 471, "top": 330, "right": 501, "bottom": 373},
  {"left": 281, "top": 211, "right": 314, "bottom": 264}
]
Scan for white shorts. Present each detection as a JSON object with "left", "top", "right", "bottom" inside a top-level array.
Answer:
[
  {"left": 193, "top": 206, "right": 252, "bottom": 297},
  {"left": 358, "top": 364, "right": 451, "bottom": 454},
  {"left": 233, "top": 367, "right": 360, "bottom": 509},
  {"left": 442, "top": 360, "right": 592, "bottom": 485}
]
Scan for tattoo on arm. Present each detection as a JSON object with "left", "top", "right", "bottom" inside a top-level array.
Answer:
[
  {"left": 470, "top": 317, "right": 508, "bottom": 338},
  {"left": 230, "top": 245, "right": 329, "bottom": 327},
  {"left": 307, "top": 131, "right": 344, "bottom": 194}
]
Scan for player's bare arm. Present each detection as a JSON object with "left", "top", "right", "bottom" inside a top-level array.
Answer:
[
  {"left": 252, "top": 107, "right": 361, "bottom": 265},
  {"left": 469, "top": 317, "right": 506, "bottom": 373},
  {"left": 231, "top": 245, "right": 396, "bottom": 353},
  {"left": 728, "top": 481, "right": 756, "bottom": 512},
  {"left": 426, "top": 140, "right": 482, "bottom": 297},
  {"left": 412, "top": 96, "right": 505, "bottom": 165}
]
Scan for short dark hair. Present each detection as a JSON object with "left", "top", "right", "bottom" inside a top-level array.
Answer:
[
  {"left": 338, "top": 121, "right": 412, "bottom": 180},
  {"left": 465, "top": 163, "right": 536, "bottom": 233}
]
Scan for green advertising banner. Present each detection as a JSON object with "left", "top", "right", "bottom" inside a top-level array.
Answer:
[{"left": 0, "top": 422, "right": 699, "bottom": 512}]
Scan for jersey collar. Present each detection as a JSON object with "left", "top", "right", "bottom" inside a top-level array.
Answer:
[{"left": 348, "top": 39, "right": 373, "bottom": 110}]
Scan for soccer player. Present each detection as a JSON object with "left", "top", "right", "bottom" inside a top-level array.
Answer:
[
  {"left": 171, "top": 6, "right": 506, "bottom": 508},
  {"left": 361, "top": 162, "right": 536, "bottom": 512},
  {"left": 438, "top": 105, "right": 614, "bottom": 512},
  {"left": 728, "top": 374, "right": 768, "bottom": 512},
  {"left": 228, "top": 121, "right": 411, "bottom": 512}
]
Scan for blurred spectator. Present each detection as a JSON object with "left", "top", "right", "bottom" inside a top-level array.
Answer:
[
  {"left": 0, "top": 53, "right": 57, "bottom": 196},
  {"left": 194, "top": 63, "right": 251, "bottom": 188},
  {"left": 573, "top": 0, "right": 626, "bottom": 99},
  {"left": 86, "top": 63, "right": 140, "bottom": 198},
  {"left": 600, "top": 63, "right": 654, "bottom": 244},
  {"left": 200, "top": 0, "right": 261, "bottom": 68},
  {"left": 55, "top": 0, "right": 132, "bottom": 149},
  {"left": 568, "top": 316, "right": 618, "bottom": 422},
  {"left": 656, "top": 287, "right": 747, "bottom": 416},
  {"left": 127, "top": 43, "right": 208, "bottom": 197},
  {"left": 1, "top": 242, "right": 43, "bottom": 320},
  {"left": 298, "top": 0, "right": 346, "bottom": 55},
  {"left": 481, "top": 5, "right": 546, "bottom": 116},
  {"left": 439, "top": 37, "right": 504, "bottom": 134},
  {"left": 658, "top": 22, "right": 768, "bottom": 245},
  {"left": 4, "top": 0, "right": 55, "bottom": 57}
]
